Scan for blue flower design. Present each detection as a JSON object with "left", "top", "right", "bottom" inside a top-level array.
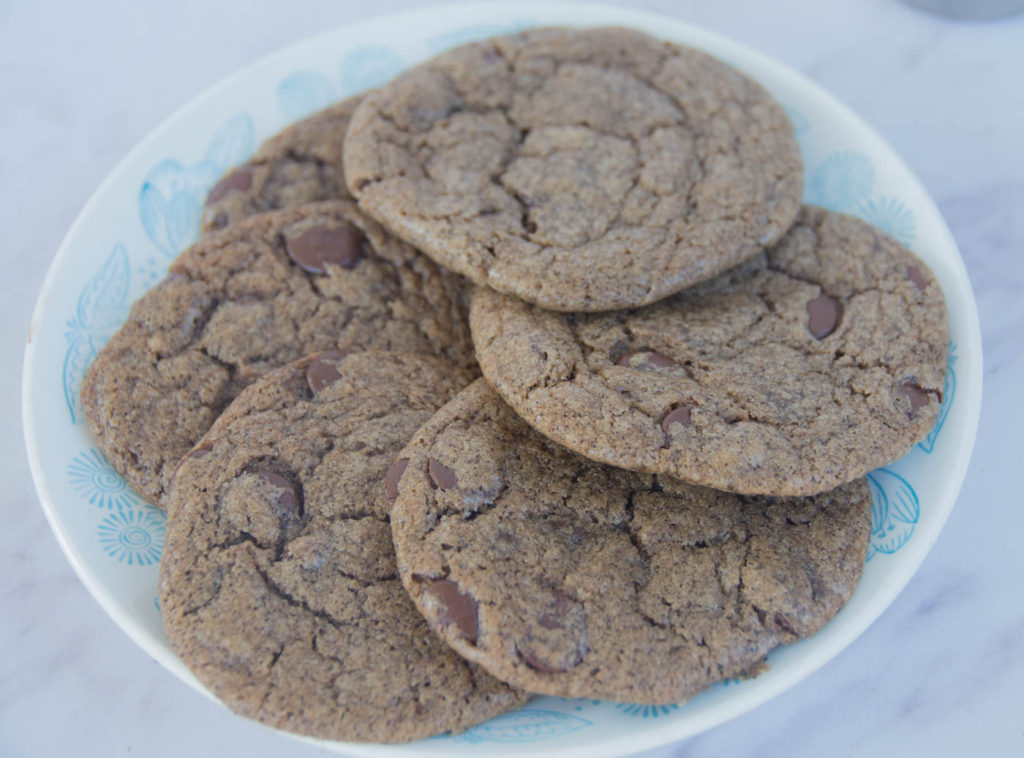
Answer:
[
  {"left": 69, "top": 448, "right": 140, "bottom": 511},
  {"left": 615, "top": 703, "right": 681, "bottom": 718},
  {"left": 277, "top": 71, "right": 337, "bottom": 121},
  {"left": 918, "top": 340, "right": 957, "bottom": 454},
  {"left": 450, "top": 709, "right": 591, "bottom": 743},
  {"left": 339, "top": 46, "right": 406, "bottom": 95},
  {"left": 858, "top": 195, "right": 916, "bottom": 246},
  {"left": 807, "top": 151, "right": 875, "bottom": 212},
  {"left": 139, "top": 113, "right": 254, "bottom": 257},
  {"left": 97, "top": 505, "right": 165, "bottom": 566},
  {"left": 866, "top": 468, "right": 920, "bottom": 560},
  {"left": 425, "top": 20, "right": 537, "bottom": 53},
  {"left": 62, "top": 244, "right": 131, "bottom": 423}
]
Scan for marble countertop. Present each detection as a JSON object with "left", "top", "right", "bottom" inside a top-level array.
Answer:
[{"left": 3, "top": 0, "right": 1022, "bottom": 755}]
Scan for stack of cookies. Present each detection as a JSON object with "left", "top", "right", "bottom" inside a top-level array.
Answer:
[{"left": 81, "top": 27, "right": 949, "bottom": 744}]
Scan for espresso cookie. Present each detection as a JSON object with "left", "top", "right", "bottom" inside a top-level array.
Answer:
[
  {"left": 202, "top": 97, "right": 361, "bottom": 233},
  {"left": 159, "top": 351, "right": 526, "bottom": 742},
  {"left": 388, "top": 379, "right": 871, "bottom": 702},
  {"left": 472, "top": 206, "right": 948, "bottom": 495},
  {"left": 344, "top": 26, "right": 802, "bottom": 312},
  {"left": 82, "top": 201, "right": 474, "bottom": 506}
]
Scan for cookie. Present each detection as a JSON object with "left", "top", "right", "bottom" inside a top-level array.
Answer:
[
  {"left": 82, "top": 201, "right": 474, "bottom": 506},
  {"left": 202, "top": 97, "right": 361, "bottom": 233},
  {"left": 388, "top": 379, "right": 871, "bottom": 702},
  {"left": 471, "top": 206, "right": 949, "bottom": 495},
  {"left": 343, "top": 26, "right": 803, "bottom": 312},
  {"left": 159, "top": 351, "right": 527, "bottom": 742}
]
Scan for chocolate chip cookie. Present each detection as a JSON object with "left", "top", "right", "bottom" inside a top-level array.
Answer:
[
  {"left": 471, "top": 206, "right": 949, "bottom": 495},
  {"left": 202, "top": 97, "right": 361, "bottom": 233},
  {"left": 82, "top": 201, "right": 474, "bottom": 506},
  {"left": 344, "top": 26, "right": 802, "bottom": 312},
  {"left": 159, "top": 351, "right": 526, "bottom": 742},
  {"left": 388, "top": 379, "right": 871, "bottom": 702}
]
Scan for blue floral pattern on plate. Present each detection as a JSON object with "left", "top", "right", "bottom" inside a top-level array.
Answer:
[
  {"left": 866, "top": 468, "right": 920, "bottom": 561},
  {"left": 615, "top": 703, "right": 682, "bottom": 719},
  {"left": 96, "top": 505, "right": 165, "bottom": 566},
  {"left": 857, "top": 195, "right": 916, "bottom": 246},
  {"left": 451, "top": 709, "right": 592, "bottom": 744},
  {"left": 339, "top": 46, "right": 406, "bottom": 95},
  {"left": 807, "top": 150, "right": 875, "bottom": 212},
  {"left": 62, "top": 244, "right": 131, "bottom": 423},
  {"left": 68, "top": 448, "right": 140, "bottom": 511},
  {"left": 277, "top": 71, "right": 337, "bottom": 121},
  {"left": 139, "top": 113, "right": 254, "bottom": 257}
]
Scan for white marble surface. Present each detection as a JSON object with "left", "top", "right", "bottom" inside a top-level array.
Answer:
[{"left": 3, "top": 0, "right": 1022, "bottom": 755}]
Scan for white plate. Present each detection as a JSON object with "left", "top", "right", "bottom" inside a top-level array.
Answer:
[{"left": 22, "top": 3, "right": 982, "bottom": 756}]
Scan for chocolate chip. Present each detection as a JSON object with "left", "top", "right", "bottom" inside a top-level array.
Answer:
[
  {"left": 615, "top": 350, "right": 676, "bottom": 369},
  {"left": 206, "top": 167, "right": 252, "bottom": 204},
  {"left": 285, "top": 224, "right": 366, "bottom": 274},
  {"left": 305, "top": 351, "right": 344, "bottom": 393},
  {"left": 774, "top": 611, "right": 797, "bottom": 636},
  {"left": 518, "top": 648, "right": 564, "bottom": 673},
  {"left": 210, "top": 212, "right": 229, "bottom": 230},
  {"left": 254, "top": 470, "right": 301, "bottom": 518},
  {"left": 168, "top": 444, "right": 212, "bottom": 491},
  {"left": 428, "top": 457, "right": 458, "bottom": 490},
  {"left": 423, "top": 579, "right": 478, "bottom": 643},
  {"left": 384, "top": 458, "right": 409, "bottom": 505},
  {"left": 907, "top": 265, "right": 928, "bottom": 291},
  {"left": 660, "top": 405, "right": 693, "bottom": 447},
  {"left": 807, "top": 294, "right": 841, "bottom": 339},
  {"left": 899, "top": 382, "right": 930, "bottom": 413}
]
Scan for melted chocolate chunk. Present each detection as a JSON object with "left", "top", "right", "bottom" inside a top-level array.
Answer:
[
  {"left": 384, "top": 458, "right": 409, "bottom": 506},
  {"left": 206, "top": 167, "right": 253, "bottom": 205},
  {"left": 285, "top": 224, "right": 366, "bottom": 274},
  {"left": 660, "top": 405, "right": 693, "bottom": 447},
  {"left": 305, "top": 351, "right": 344, "bottom": 393},
  {"left": 423, "top": 578, "right": 478, "bottom": 643},
  {"left": 428, "top": 457, "right": 458, "bottom": 490},
  {"left": 907, "top": 265, "right": 928, "bottom": 291},
  {"left": 615, "top": 350, "right": 677, "bottom": 369},
  {"left": 899, "top": 382, "right": 930, "bottom": 413},
  {"left": 807, "top": 294, "right": 841, "bottom": 339}
]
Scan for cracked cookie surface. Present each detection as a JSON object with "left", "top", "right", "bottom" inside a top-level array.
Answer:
[
  {"left": 159, "top": 352, "right": 526, "bottom": 742},
  {"left": 471, "top": 206, "right": 949, "bottom": 495},
  {"left": 343, "top": 26, "right": 802, "bottom": 312},
  {"left": 82, "top": 201, "right": 475, "bottom": 507},
  {"left": 202, "top": 97, "right": 361, "bottom": 233},
  {"left": 388, "top": 379, "right": 871, "bottom": 702}
]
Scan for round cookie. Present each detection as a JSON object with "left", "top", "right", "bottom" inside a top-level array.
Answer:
[
  {"left": 202, "top": 97, "right": 361, "bottom": 233},
  {"left": 82, "top": 201, "right": 474, "bottom": 506},
  {"left": 471, "top": 206, "right": 949, "bottom": 496},
  {"left": 388, "top": 379, "right": 871, "bottom": 703},
  {"left": 344, "top": 26, "right": 803, "bottom": 312},
  {"left": 159, "top": 351, "right": 527, "bottom": 742}
]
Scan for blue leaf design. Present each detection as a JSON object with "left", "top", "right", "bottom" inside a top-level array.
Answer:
[
  {"left": 807, "top": 151, "right": 875, "bottom": 212},
  {"left": 277, "top": 71, "right": 337, "bottom": 121},
  {"left": 452, "top": 709, "right": 591, "bottom": 743},
  {"left": 96, "top": 504, "right": 166, "bottom": 566},
  {"left": 426, "top": 20, "right": 536, "bottom": 52},
  {"left": 339, "top": 46, "right": 406, "bottom": 94},
  {"left": 918, "top": 341, "right": 956, "bottom": 454},
  {"left": 204, "top": 113, "right": 255, "bottom": 168},
  {"left": 857, "top": 195, "right": 916, "bottom": 246},
  {"left": 139, "top": 114, "right": 254, "bottom": 257},
  {"left": 63, "top": 244, "right": 131, "bottom": 423},
  {"left": 866, "top": 468, "right": 920, "bottom": 560}
]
